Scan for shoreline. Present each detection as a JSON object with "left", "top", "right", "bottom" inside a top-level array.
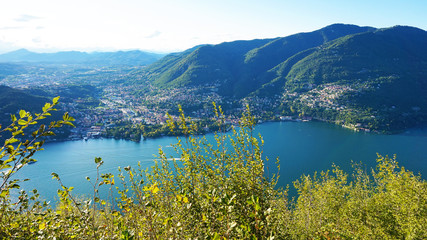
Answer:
[{"left": 53, "top": 118, "right": 427, "bottom": 144}]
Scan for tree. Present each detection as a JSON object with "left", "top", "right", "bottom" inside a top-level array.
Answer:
[{"left": 0, "top": 97, "right": 74, "bottom": 223}]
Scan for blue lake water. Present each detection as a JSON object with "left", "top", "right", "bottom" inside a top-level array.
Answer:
[{"left": 15, "top": 121, "right": 427, "bottom": 202}]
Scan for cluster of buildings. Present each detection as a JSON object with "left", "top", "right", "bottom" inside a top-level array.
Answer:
[
  {"left": 291, "top": 84, "right": 356, "bottom": 111},
  {"left": 4, "top": 63, "right": 386, "bottom": 140}
]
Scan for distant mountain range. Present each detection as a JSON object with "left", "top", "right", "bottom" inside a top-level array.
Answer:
[{"left": 0, "top": 49, "right": 165, "bottom": 66}]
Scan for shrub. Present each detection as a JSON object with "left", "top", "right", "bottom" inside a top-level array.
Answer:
[{"left": 0, "top": 100, "right": 425, "bottom": 239}]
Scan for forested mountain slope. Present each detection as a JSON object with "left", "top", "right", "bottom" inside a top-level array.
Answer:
[
  {"left": 144, "top": 24, "right": 375, "bottom": 97},
  {"left": 139, "top": 24, "right": 427, "bottom": 132}
]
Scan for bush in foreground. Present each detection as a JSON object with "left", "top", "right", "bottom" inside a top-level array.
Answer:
[{"left": 0, "top": 101, "right": 426, "bottom": 239}]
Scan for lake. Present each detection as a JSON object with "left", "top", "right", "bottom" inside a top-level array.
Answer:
[{"left": 15, "top": 121, "right": 427, "bottom": 202}]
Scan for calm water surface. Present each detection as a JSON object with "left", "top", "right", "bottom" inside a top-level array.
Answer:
[{"left": 16, "top": 121, "right": 427, "bottom": 202}]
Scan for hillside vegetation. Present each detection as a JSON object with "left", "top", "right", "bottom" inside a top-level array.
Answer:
[
  {"left": 0, "top": 86, "right": 70, "bottom": 141},
  {"left": 144, "top": 24, "right": 375, "bottom": 97},
  {"left": 138, "top": 24, "right": 427, "bottom": 133},
  {"left": 0, "top": 86, "right": 54, "bottom": 123},
  {"left": 0, "top": 102, "right": 426, "bottom": 239}
]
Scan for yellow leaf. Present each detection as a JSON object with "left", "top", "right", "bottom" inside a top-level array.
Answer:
[
  {"left": 152, "top": 185, "right": 159, "bottom": 194},
  {"left": 53, "top": 96, "right": 60, "bottom": 104},
  {"left": 39, "top": 222, "right": 46, "bottom": 230},
  {"left": 163, "top": 218, "right": 169, "bottom": 225}
]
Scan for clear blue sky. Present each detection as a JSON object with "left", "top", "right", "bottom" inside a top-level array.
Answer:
[{"left": 0, "top": 0, "right": 426, "bottom": 53}]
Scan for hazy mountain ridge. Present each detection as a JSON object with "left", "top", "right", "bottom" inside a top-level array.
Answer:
[{"left": 0, "top": 49, "right": 165, "bottom": 66}]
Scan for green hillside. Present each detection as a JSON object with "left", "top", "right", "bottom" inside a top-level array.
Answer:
[
  {"left": 146, "top": 39, "right": 272, "bottom": 96},
  {"left": 0, "top": 85, "right": 50, "bottom": 119},
  {"left": 284, "top": 26, "right": 427, "bottom": 88},
  {"left": 0, "top": 85, "right": 70, "bottom": 140},
  {"left": 144, "top": 24, "right": 374, "bottom": 97},
  {"left": 138, "top": 24, "right": 427, "bottom": 132},
  {"left": 274, "top": 26, "right": 427, "bottom": 131}
]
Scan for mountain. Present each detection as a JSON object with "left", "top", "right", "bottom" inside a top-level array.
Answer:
[
  {"left": 138, "top": 24, "right": 427, "bottom": 132},
  {"left": 263, "top": 26, "right": 427, "bottom": 92},
  {"left": 275, "top": 26, "right": 427, "bottom": 131},
  {"left": 0, "top": 49, "right": 165, "bottom": 66},
  {"left": 143, "top": 24, "right": 375, "bottom": 97}
]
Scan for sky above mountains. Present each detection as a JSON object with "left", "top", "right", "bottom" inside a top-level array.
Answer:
[{"left": 0, "top": 0, "right": 426, "bottom": 54}]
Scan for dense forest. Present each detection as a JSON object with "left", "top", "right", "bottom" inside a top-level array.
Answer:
[{"left": 1, "top": 100, "right": 425, "bottom": 239}]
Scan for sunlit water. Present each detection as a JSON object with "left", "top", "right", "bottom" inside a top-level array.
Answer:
[{"left": 15, "top": 121, "right": 427, "bottom": 202}]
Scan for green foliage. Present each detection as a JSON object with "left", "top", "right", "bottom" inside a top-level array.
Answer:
[
  {"left": 0, "top": 101, "right": 426, "bottom": 239},
  {"left": 0, "top": 86, "right": 53, "bottom": 122},
  {"left": 114, "top": 104, "right": 282, "bottom": 238},
  {"left": 291, "top": 155, "right": 427, "bottom": 239},
  {"left": 0, "top": 86, "right": 74, "bottom": 141},
  {"left": 0, "top": 97, "right": 74, "bottom": 192},
  {"left": 0, "top": 97, "right": 76, "bottom": 238},
  {"left": 103, "top": 121, "right": 145, "bottom": 142},
  {"left": 103, "top": 112, "right": 228, "bottom": 142}
]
